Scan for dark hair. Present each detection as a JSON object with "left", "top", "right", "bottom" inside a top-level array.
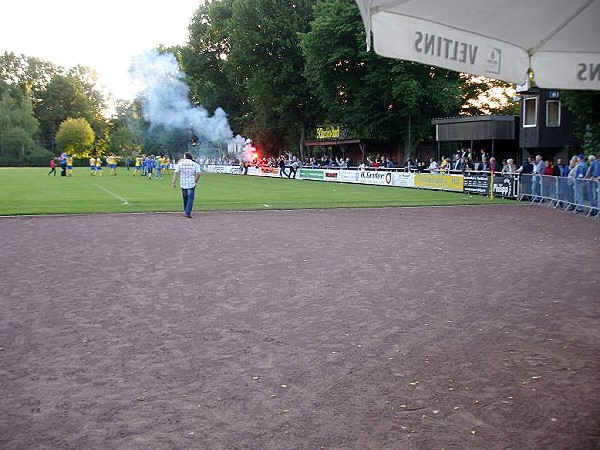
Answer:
[{"left": 184, "top": 152, "right": 194, "bottom": 160}]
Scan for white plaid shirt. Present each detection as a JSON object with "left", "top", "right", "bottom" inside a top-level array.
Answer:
[{"left": 175, "top": 158, "right": 201, "bottom": 189}]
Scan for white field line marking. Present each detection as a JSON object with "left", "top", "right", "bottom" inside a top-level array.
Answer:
[{"left": 93, "top": 183, "right": 129, "bottom": 205}]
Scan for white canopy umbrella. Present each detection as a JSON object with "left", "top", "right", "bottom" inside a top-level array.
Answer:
[{"left": 355, "top": 0, "right": 600, "bottom": 90}]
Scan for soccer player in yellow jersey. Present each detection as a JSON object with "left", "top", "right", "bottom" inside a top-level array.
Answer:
[
  {"left": 89, "top": 156, "right": 96, "bottom": 176},
  {"left": 95, "top": 155, "right": 103, "bottom": 176},
  {"left": 66, "top": 154, "right": 73, "bottom": 176},
  {"left": 107, "top": 154, "right": 117, "bottom": 176},
  {"left": 133, "top": 156, "right": 142, "bottom": 176}
]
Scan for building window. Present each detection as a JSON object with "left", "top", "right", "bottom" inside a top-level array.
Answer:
[
  {"left": 523, "top": 97, "right": 537, "bottom": 127},
  {"left": 546, "top": 100, "right": 561, "bottom": 127}
]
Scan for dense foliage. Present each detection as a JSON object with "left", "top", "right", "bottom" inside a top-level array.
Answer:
[
  {"left": 0, "top": 52, "right": 108, "bottom": 164},
  {"left": 55, "top": 117, "right": 95, "bottom": 155}
]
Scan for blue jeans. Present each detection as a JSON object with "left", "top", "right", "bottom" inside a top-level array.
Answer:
[
  {"left": 181, "top": 187, "right": 196, "bottom": 215},
  {"left": 587, "top": 181, "right": 598, "bottom": 207},
  {"left": 531, "top": 175, "right": 542, "bottom": 200},
  {"left": 574, "top": 179, "right": 585, "bottom": 208}
]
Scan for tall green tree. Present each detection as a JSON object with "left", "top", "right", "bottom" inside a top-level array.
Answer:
[
  {"left": 182, "top": 0, "right": 244, "bottom": 128},
  {"left": 66, "top": 65, "right": 109, "bottom": 134},
  {"left": 0, "top": 52, "right": 58, "bottom": 96},
  {"left": 0, "top": 80, "right": 41, "bottom": 164},
  {"left": 55, "top": 117, "right": 95, "bottom": 155},
  {"left": 184, "top": 0, "right": 321, "bottom": 156},
  {"left": 1, "top": 52, "right": 109, "bottom": 154},
  {"left": 36, "top": 70, "right": 108, "bottom": 152},
  {"left": 227, "top": 0, "right": 320, "bottom": 156},
  {"left": 301, "top": 0, "right": 464, "bottom": 158},
  {"left": 562, "top": 90, "right": 600, "bottom": 154}
]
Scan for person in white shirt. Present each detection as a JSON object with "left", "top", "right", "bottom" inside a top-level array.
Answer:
[
  {"left": 428, "top": 157, "right": 440, "bottom": 174},
  {"left": 172, "top": 152, "right": 202, "bottom": 218},
  {"left": 531, "top": 154, "right": 546, "bottom": 201}
]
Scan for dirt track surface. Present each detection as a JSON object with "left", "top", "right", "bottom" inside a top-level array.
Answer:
[{"left": 1, "top": 205, "right": 599, "bottom": 449}]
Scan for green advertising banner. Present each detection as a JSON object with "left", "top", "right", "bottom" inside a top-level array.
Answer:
[{"left": 299, "top": 169, "right": 324, "bottom": 180}]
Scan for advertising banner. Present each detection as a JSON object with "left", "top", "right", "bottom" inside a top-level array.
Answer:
[
  {"left": 463, "top": 173, "right": 490, "bottom": 194},
  {"left": 414, "top": 174, "right": 463, "bottom": 191},
  {"left": 392, "top": 172, "right": 415, "bottom": 188},
  {"left": 491, "top": 174, "right": 517, "bottom": 198},
  {"left": 339, "top": 170, "right": 361, "bottom": 183},
  {"left": 259, "top": 166, "right": 280, "bottom": 177},
  {"left": 207, "top": 165, "right": 239, "bottom": 175},
  {"left": 323, "top": 170, "right": 340, "bottom": 182},
  {"left": 204, "top": 164, "right": 519, "bottom": 199},
  {"left": 299, "top": 169, "right": 324, "bottom": 180},
  {"left": 358, "top": 170, "right": 394, "bottom": 186}
]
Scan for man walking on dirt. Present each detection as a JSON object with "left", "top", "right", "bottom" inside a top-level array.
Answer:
[{"left": 172, "top": 152, "right": 202, "bottom": 218}]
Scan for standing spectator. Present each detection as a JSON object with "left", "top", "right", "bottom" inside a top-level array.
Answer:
[
  {"left": 155, "top": 155, "right": 163, "bottom": 180},
  {"left": 428, "top": 157, "right": 440, "bottom": 174},
  {"left": 480, "top": 157, "right": 491, "bottom": 172},
  {"left": 439, "top": 156, "right": 449, "bottom": 172},
  {"left": 565, "top": 155, "right": 579, "bottom": 205},
  {"left": 480, "top": 149, "right": 489, "bottom": 163},
  {"left": 531, "top": 155, "right": 546, "bottom": 201},
  {"left": 278, "top": 156, "right": 287, "bottom": 178},
  {"left": 573, "top": 154, "right": 588, "bottom": 211},
  {"left": 554, "top": 158, "right": 570, "bottom": 205},
  {"left": 489, "top": 157, "right": 500, "bottom": 173},
  {"left": 172, "top": 152, "right": 202, "bottom": 218},
  {"left": 48, "top": 158, "right": 57, "bottom": 176},
  {"left": 554, "top": 158, "right": 570, "bottom": 177},
  {"left": 516, "top": 156, "right": 533, "bottom": 198},
  {"left": 145, "top": 155, "right": 155, "bottom": 179},
  {"left": 502, "top": 158, "right": 517, "bottom": 174},
  {"left": 59, "top": 152, "right": 68, "bottom": 177},
  {"left": 125, "top": 156, "right": 132, "bottom": 171},
  {"left": 461, "top": 157, "right": 474, "bottom": 173},
  {"left": 141, "top": 155, "right": 148, "bottom": 177},
  {"left": 585, "top": 155, "right": 599, "bottom": 208},
  {"left": 288, "top": 157, "right": 300, "bottom": 179},
  {"left": 516, "top": 156, "right": 534, "bottom": 174},
  {"left": 452, "top": 157, "right": 463, "bottom": 172}
]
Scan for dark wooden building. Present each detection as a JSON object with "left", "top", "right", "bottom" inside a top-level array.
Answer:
[
  {"left": 432, "top": 89, "right": 582, "bottom": 166},
  {"left": 304, "top": 137, "right": 400, "bottom": 167},
  {"left": 518, "top": 88, "right": 581, "bottom": 162},
  {"left": 431, "top": 115, "right": 520, "bottom": 163}
]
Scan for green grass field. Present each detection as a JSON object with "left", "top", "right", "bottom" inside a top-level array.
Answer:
[{"left": 0, "top": 167, "right": 513, "bottom": 215}]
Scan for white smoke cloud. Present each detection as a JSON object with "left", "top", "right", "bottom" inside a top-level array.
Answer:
[
  {"left": 129, "top": 49, "right": 233, "bottom": 145},
  {"left": 228, "top": 135, "right": 256, "bottom": 162}
]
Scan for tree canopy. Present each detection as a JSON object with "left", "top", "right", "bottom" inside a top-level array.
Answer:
[
  {"left": 0, "top": 80, "right": 40, "bottom": 164},
  {"left": 301, "top": 0, "right": 464, "bottom": 155},
  {"left": 0, "top": 52, "right": 108, "bottom": 158},
  {"left": 55, "top": 117, "right": 95, "bottom": 155}
]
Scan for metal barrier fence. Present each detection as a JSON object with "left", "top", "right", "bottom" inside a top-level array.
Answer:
[{"left": 519, "top": 174, "right": 600, "bottom": 217}]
